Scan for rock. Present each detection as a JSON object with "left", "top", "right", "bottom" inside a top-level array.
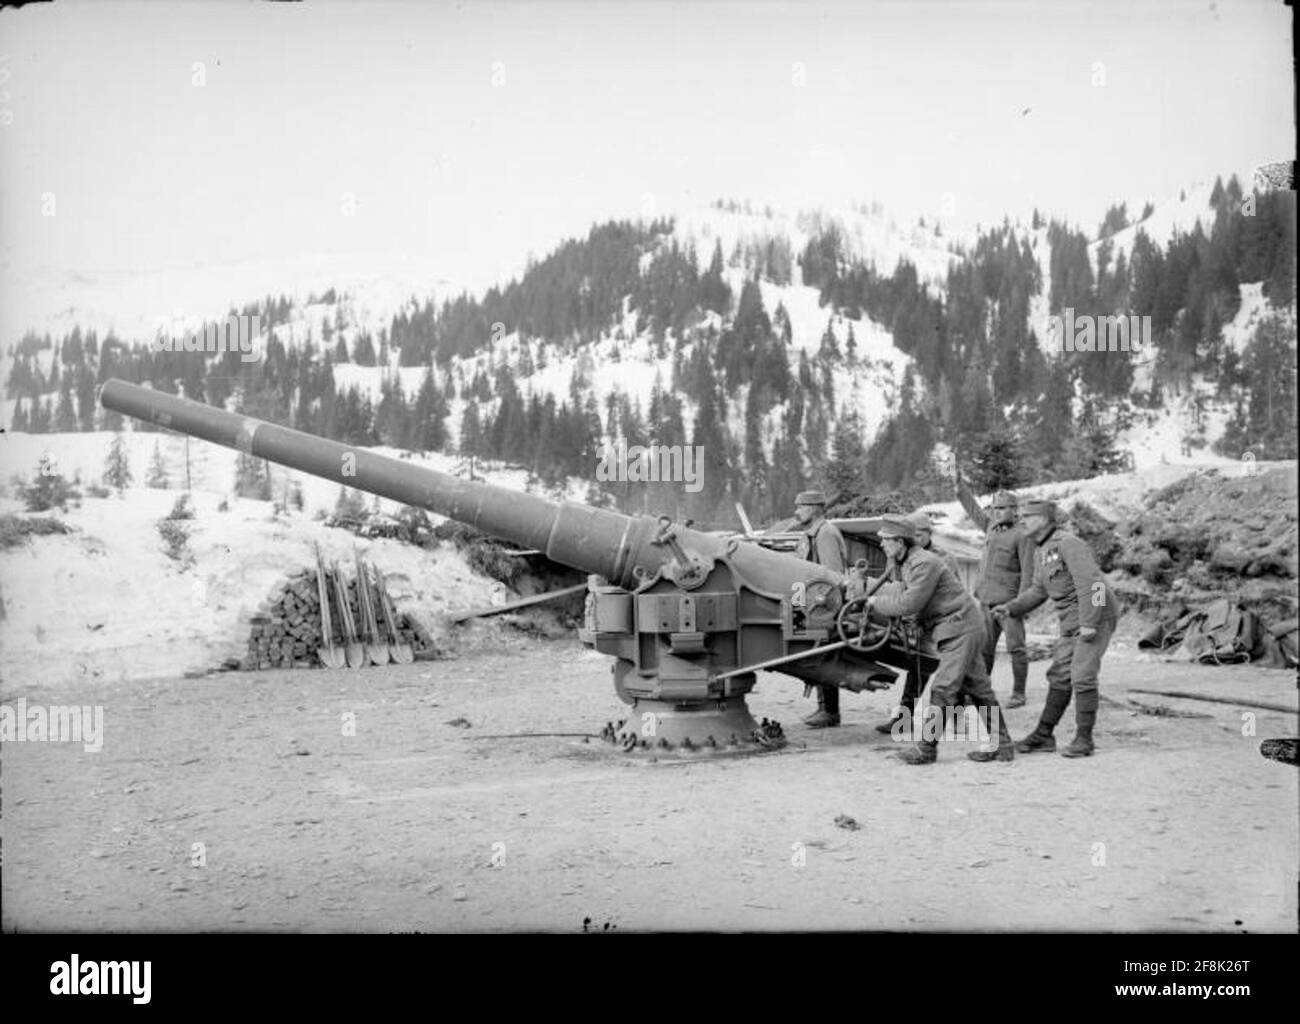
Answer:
[{"left": 1210, "top": 543, "right": 1251, "bottom": 572}]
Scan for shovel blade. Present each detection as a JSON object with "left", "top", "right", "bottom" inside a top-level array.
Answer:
[
  {"left": 317, "top": 647, "right": 346, "bottom": 670},
  {"left": 367, "top": 643, "right": 391, "bottom": 665},
  {"left": 345, "top": 643, "right": 366, "bottom": 669},
  {"left": 389, "top": 643, "right": 414, "bottom": 665}
]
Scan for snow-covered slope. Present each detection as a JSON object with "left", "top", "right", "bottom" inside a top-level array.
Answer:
[
  {"left": 2, "top": 252, "right": 461, "bottom": 352},
  {"left": 0, "top": 428, "right": 587, "bottom": 522},
  {"left": 3, "top": 186, "right": 1292, "bottom": 482},
  {"left": 1088, "top": 180, "right": 1219, "bottom": 268},
  {"left": 0, "top": 485, "right": 504, "bottom": 688}
]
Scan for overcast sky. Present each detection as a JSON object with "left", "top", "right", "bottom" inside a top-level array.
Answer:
[{"left": 0, "top": 0, "right": 1292, "bottom": 338}]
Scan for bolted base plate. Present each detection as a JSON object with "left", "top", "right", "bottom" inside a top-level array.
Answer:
[{"left": 598, "top": 698, "right": 786, "bottom": 758}]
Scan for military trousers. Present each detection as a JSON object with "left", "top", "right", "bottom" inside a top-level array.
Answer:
[
  {"left": 898, "top": 666, "right": 925, "bottom": 711},
  {"left": 983, "top": 606, "right": 1028, "bottom": 690},
  {"left": 925, "top": 626, "right": 997, "bottom": 710},
  {"left": 1044, "top": 616, "right": 1116, "bottom": 708}
]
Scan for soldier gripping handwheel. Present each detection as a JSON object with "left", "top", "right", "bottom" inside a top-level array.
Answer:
[
  {"left": 990, "top": 498, "right": 1121, "bottom": 758},
  {"left": 874, "top": 510, "right": 957, "bottom": 734},
  {"left": 867, "top": 514, "right": 1015, "bottom": 765},
  {"left": 793, "top": 490, "right": 849, "bottom": 728}
]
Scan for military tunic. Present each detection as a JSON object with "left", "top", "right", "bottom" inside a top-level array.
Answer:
[
  {"left": 1004, "top": 527, "right": 1121, "bottom": 700},
  {"left": 976, "top": 521, "right": 1035, "bottom": 683},
  {"left": 872, "top": 546, "right": 994, "bottom": 709},
  {"left": 804, "top": 517, "right": 848, "bottom": 573},
  {"left": 803, "top": 516, "right": 847, "bottom": 715},
  {"left": 921, "top": 540, "right": 962, "bottom": 583}
]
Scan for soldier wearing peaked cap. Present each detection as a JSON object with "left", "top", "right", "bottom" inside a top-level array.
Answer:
[
  {"left": 867, "top": 514, "right": 1014, "bottom": 765},
  {"left": 991, "top": 498, "right": 1121, "bottom": 758},
  {"left": 793, "top": 490, "right": 849, "bottom": 728},
  {"left": 958, "top": 483, "right": 1036, "bottom": 709},
  {"left": 875, "top": 510, "right": 962, "bottom": 735},
  {"left": 907, "top": 511, "right": 961, "bottom": 579}
]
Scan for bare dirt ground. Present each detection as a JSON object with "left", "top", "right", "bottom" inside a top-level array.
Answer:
[{"left": 2, "top": 632, "right": 1296, "bottom": 933}]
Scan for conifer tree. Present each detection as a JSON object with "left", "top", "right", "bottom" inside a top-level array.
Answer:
[
  {"left": 146, "top": 442, "right": 169, "bottom": 488},
  {"left": 823, "top": 410, "right": 868, "bottom": 502},
  {"left": 459, "top": 402, "right": 485, "bottom": 457},
  {"left": 234, "top": 452, "right": 272, "bottom": 500},
  {"left": 54, "top": 382, "right": 78, "bottom": 432},
  {"left": 103, "top": 434, "right": 133, "bottom": 491}
]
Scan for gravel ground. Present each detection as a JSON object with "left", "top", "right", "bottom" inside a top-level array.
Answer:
[{"left": 2, "top": 635, "right": 1296, "bottom": 932}]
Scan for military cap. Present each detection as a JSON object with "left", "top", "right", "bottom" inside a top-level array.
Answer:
[
  {"left": 906, "top": 511, "right": 933, "bottom": 533},
  {"left": 1020, "top": 497, "right": 1057, "bottom": 521},
  {"left": 794, "top": 490, "right": 827, "bottom": 507},
  {"left": 877, "top": 513, "right": 916, "bottom": 540},
  {"left": 989, "top": 490, "right": 1018, "bottom": 509}
]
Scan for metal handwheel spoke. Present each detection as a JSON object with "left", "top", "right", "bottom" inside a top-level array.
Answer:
[{"left": 836, "top": 596, "right": 894, "bottom": 652}]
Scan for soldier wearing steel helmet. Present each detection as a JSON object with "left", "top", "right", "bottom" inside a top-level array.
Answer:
[
  {"left": 990, "top": 498, "right": 1121, "bottom": 758},
  {"left": 867, "top": 514, "right": 1014, "bottom": 765},
  {"left": 792, "top": 490, "right": 849, "bottom": 728}
]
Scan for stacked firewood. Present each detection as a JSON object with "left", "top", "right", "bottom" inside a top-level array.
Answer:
[{"left": 243, "top": 567, "right": 429, "bottom": 670}]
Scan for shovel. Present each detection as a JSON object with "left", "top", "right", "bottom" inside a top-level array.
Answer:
[
  {"left": 374, "top": 565, "right": 415, "bottom": 664},
  {"left": 354, "top": 549, "right": 391, "bottom": 666},
  {"left": 330, "top": 561, "right": 366, "bottom": 669},
  {"left": 314, "top": 544, "right": 346, "bottom": 669}
]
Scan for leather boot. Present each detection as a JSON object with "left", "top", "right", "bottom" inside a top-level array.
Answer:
[
  {"left": 968, "top": 706, "right": 1014, "bottom": 762},
  {"left": 804, "top": 685, "right": 841, "bottom": 728},
  {"left": 1062, "top": 693, "right": 1097, "bottom": 757},
  {"left": 1007, "top": 656, "right": 1028, "bottom": 709},
  {"left": 1016, "top": 687, "right": 1071, "bottom": 753},
  {"left": 896, "top": 738, "right": 938, "bottom": 765},
  {"left": 875, "top": 694, "right": 915, "bottom": 734}
]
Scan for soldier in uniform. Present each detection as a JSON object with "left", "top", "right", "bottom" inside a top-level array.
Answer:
[
  {"left": 991, "top": 498, "right": 1120, "bottom": 758},
  {"left": 867, "top": 514, "right": 1014, "bottom": 764},
  {"left": 959, "top": 485, "right": 1035, "bottom": 708},
  {"left": 874, "top": 510, "right": 959, "bottom": 734},
  {"left": 909, "top": 510, "right": 962, "bottom": 579},
  {"left": 793, "top": 490, "right": 849, "bottom": 728}
]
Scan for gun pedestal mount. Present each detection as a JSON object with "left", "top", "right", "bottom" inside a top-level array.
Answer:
[{"left": 101, "top": 379, "right": 925, "bottom": 754}]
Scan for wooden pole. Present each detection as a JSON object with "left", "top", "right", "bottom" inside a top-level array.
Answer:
[{"left": 449, "top": 583, "right": 587, "bottom": 623}]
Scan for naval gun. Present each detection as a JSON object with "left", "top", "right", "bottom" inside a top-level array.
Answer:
[{"left": 100, "top": 379, "right": 935, "bottom": 753}]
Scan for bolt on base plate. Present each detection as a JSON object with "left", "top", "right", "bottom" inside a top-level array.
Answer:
[{"left": 598, "top": 698, "right": 786, "bottom": 757}]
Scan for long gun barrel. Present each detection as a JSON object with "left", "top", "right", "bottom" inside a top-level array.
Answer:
[{"left": 98, "top": 378, "right": 840, "bottom": 596}]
